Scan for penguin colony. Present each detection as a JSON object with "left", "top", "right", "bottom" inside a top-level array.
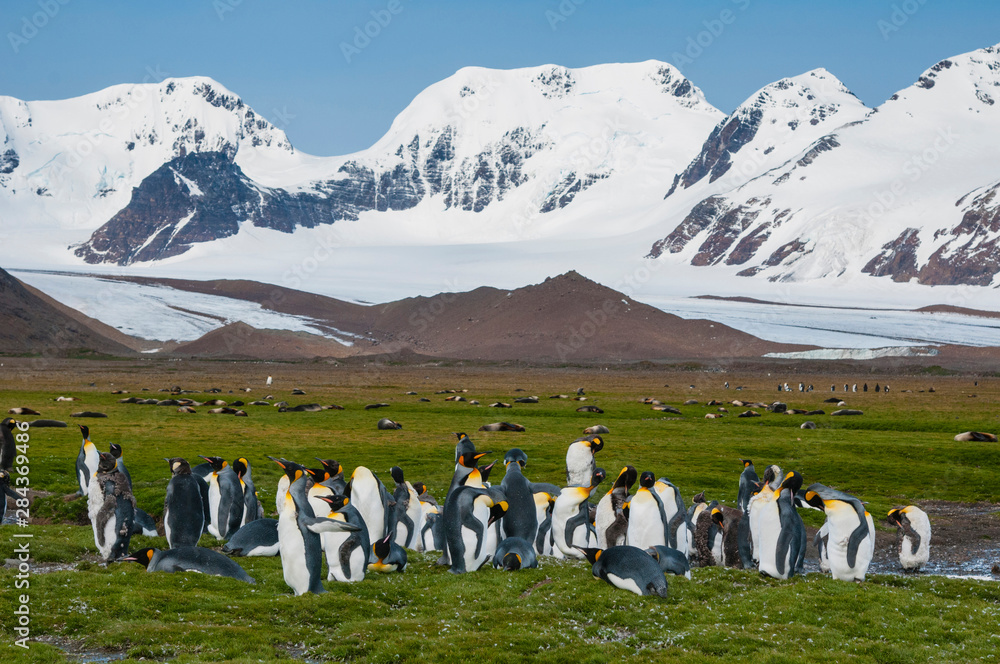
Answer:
[{"left": 54, "top": 423, "right": 943, "bottom": 598}]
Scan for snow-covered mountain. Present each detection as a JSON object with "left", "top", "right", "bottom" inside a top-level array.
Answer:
[
  {"left": 3, "top": 44, "right": 1000, "bottom": 300},
  {"left": 0, "top": 62, "right": 721, "bottom": 265},
  {"left": 647, "top": 45, "right": 1000, "bottom": 287}
]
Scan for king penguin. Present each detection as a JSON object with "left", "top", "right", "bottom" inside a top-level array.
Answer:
[
  {"left": 710, "top": 505, "right": 747, "bottom": 569},
  {"left": 369, "top": 532, "right": 409, "bottom": 573},
  {"left": 804, "top": 483, "right": 874, "bottom": 581},
  {"left": 579, "top": 546, "right": 669, "bottom": 597},
  {"left": 108, "top": 443, "right": 132, "bottom": 490},
  {"left": 756, "top": 471, "right": 806, "bottom": 580},
  {"left": 747, "top": 464, "right": 782, "bottom": 564},
  {"left": 88, "top": 452, "right": 136, "bottom": 561},
  {"left": 163, "top": 457, "right": 210, "bottom": 549},
  {"left": 221, "top": 518, "right": 280, "bottom": 557},
  {"left": 199, "top": 456, "right": 244, "bottom": 540},
  {"left": 389, "top": 466, "right": 423, "bottom": 550},
  {"left": 436, "top": 449, "right": 490, "bottom": 566},
  {"left": 124, "top": 546, "right": 255, "bottom": 583},
  {"left": 443, "top": 467, "right": 507, "bottom": 573},
  {"left": 314, "top": 494, "right": 370, "bottom": 581},
  {"left": 887, "top": 506, "right": 931, "bottom": 572},
  {"left": 625, "top": 471, "right": 671, "bottom": 552},
  {"left": 551, "top": 469, "right": 605, "bottom": 559},
  {"left": 565, "top": 435, "right": 604, "bottom": 487},
  {"left": 75, "top": 425, "right": 100, "bottom": 496},
  {"left": 267, "top": 457, "right": 360, "bottom": 595},
  {"left": 645, "top": 545, "right": 691, "bottom": 578},
  {"left": 594, "top": 466, "right": 636, "bottom": 549},
  {"left": 232, "top": 458, "right": 261, "bottom": 526},
  {"left": 493, "top": 536, "right": 537, "bottom": 570},
  {"left": 0, "top": 418, "right": 17, "bottom": 471},
  {"left": 347, "top": 466, "right": 392, "bottom": 546},
  {"left": 499, "top": 449, "right": 537, "bottom": 542}
]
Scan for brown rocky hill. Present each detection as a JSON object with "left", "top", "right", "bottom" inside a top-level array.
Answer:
[
  {"left": 0, "top": 267, "right": 135, "bottom": 356},
  {"left": 148, "top": 271, "right": 806, "bottom": 362}
]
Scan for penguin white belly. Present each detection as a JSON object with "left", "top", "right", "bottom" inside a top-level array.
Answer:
[
  {"left": 275, "top": 476, "right": 289, "bottom": 514},
  {"left": 163, "top": 507, "right": 173, "bottom": 546},
  {"left": 400, "top": 483, "right": 423, "bottom": 549},
  {"left": 825, "top": 505, "right": 872, "bottom": 582},
  {"left": 747, "top": 490, "right": 775, "bottom": 563},
  {"left": 710, "top": 530, "right": 724, "bottom": 566},
  {"left": 206, "top": 480, "right": 223, "bottom": 539},
  {"left": 755, "top": 500, "right": 789, "bottom": 579},
  {"left": 352, "top": 479, "right": 385, "bottom": 544},
  {"left": 605, "top": 572, "right": 643, "bottom": 596},
  {"left": 899, "top": 509, "right": 931, "bottom": 570},
  {"left": 593, "top": 493, "right": 615, "bottom": 549},
  {"left": 626, "top": 492, "right": 666, "bottom": 550},
  {"left": 461, "top": 501, "right": 492, "bottom": 571},
  {"left": 278, "top": 514, "right": 312, "bottom": 596},
  {"left": 323, "top": 530, "right": 351, "bottom": 581},
  {"left": 565, "top": 446, "right": 592, "bottom": 487},
  {"left": 97, "top": 513, "right": 117, "bottom": 560},
  {"left": 552, "top": 492, "right": 591, "bottom": 559}
]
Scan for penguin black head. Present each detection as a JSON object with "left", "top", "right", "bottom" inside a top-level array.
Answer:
[
  {"left": 692, "top": 491, "right": 706, "bottom": 504},
  {"left": 488, "top": 500, "right": 509, "bottom": 526},
  {"left": 803, "top": 489, "right": 825, "bottom": 511},
  {"left": 504, "top": 448, "right": 528, "bottom": 469},
  {"left": 305, "top": 467, "right": 331, "bottom": 483},
  {"left": 266, "top": 456, "right": 307, "bottom": 482},
  {"left": 390, "top": 466, "right": 405, "bottom": 486},
  {"left": 588, "top": 436, "right": 605, "bottom": 454},
  {"left": 777, "top": 471, "right": 803, "bottom": 496},
  {"left": 314, "top": 458, "right": 342, "bottom": 476},
  {"left": 232, "top": 458, "right": 249, "bottom": 479},
  {"left": 612, "top": 466, "right": 637, "bottom": 492},
  {"left": 79, "top": 425, "right": 90, "bottom": 440},
  {"left": 373, "top": 534, "right": 392, "bottom": 561},
  {"left": 887, "top": 508, "right": 907, "bottom": 526},
  {"left": 479, "top": 461, "right": 497, "bottom": 484},
  {"left": 501, "top": 552, "right": 522, "bottom": 571},
  {"left": 121, "top": 548, "right": 156, "bottom": 568},
  {"left": 97, "top": 451, "right": 117, "bottom": 473},
  {"left": 199, "top": 455, "right": 228, "bottom": 471},
  {"left": 317, "top": 494, "right": 350, "bottom": 512},
  {"left": 458, "top": 451, "right": 489, "bottom": 469},
  {"left": 590, "top": 468, "right": 606, "bottom": 490},
  {"left": 639, "top": 471, "right": 656, "bottom": 489},
  {"left": 741, "top": 459, "right": 753, "bottom": 468},
  {"left": 453, "top": 432, "right": 470, "bottom": 441},
  {"left": 109, "top": 443, "right": 123, "bottom": 459},
  {"left": 165, "top": 457, "right": 191, "bottom": 475},
  {"left": 411, "top": 482, "right": 428, "bottom": 497},
  {"left": 576, "top": 547, "right": 602, "bottom": 565},
  {"left": 711, "top": 507, "right": 725, "bottom": 529},
  {"left": 2, "top": 418, "right": 17, "bottom": 431}
]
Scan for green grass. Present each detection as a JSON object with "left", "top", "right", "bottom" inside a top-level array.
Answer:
[{"left": 1, "top": 365, "right": 999, "bottom": 663}]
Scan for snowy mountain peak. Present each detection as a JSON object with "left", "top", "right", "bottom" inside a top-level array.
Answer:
[{"left": 662, "top": 67, "right": 868, "bottom": 200}]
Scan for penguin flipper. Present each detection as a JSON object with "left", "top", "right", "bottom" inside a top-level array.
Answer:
[
  {"left": 303, "top": 515, "right": 361, "bottom": 534},
  {"left": 846, "top": 519, "right": 870, "bottom": 569},
  {"left": 774, "top": 523, "right": 793, "bottom": 578}
]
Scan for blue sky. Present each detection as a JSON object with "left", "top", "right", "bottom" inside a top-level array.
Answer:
[{"left": 3, "top": 0, "right": 998, "bottom": 156}]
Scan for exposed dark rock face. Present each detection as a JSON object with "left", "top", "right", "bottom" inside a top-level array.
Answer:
[
  {"left": 862, "top": 228, "right": 921, "bottom": 282},
  {"left": 691, "top": 204, "right": 763, "bottom": 266},
  {"left": 75, "top": 151, "right": 423, "bottom": 265},
  {"left": 725, "top": 223, "right": 772, "bottom": 266},
  {"left": 647, "top": 196, "right": 727, "bottom": 258},
  {"left": 0, "top": 149, "right": 18, "bottom": 174},
  {"left": 540, "top": 172, "right": 608, "bottom": 213},
  {"left": 533, "top": 66, "right": 575, "bottom": 98},
  {"left": 665, "top": 108, "right": 763, "bottom": 197},
  {"left": 795, "top": 135, "right": 840, "bottom": 168},
  {"left": 915, "top": 59, "right": 954, "bottom": 90},
  {"left": 917, "top": 186, "right": 1000, "bottom": 286},
  {"left": 75, "top": 122, "right": 549, "bottom": 264},
  {"left": 764, "top": 240, "right": 807, "bottom": 266}
]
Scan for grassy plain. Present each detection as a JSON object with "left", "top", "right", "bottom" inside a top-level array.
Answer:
[{"left": 1, "top": 360, "right": 998, "bottom": 663}]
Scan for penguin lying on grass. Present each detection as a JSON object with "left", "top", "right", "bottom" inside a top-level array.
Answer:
[
  {"left": 579, "top": 546, "right": 669, "bottom": 597},
  {"left": 123, "top": 546, "right": 255, "bottom": 584}
]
